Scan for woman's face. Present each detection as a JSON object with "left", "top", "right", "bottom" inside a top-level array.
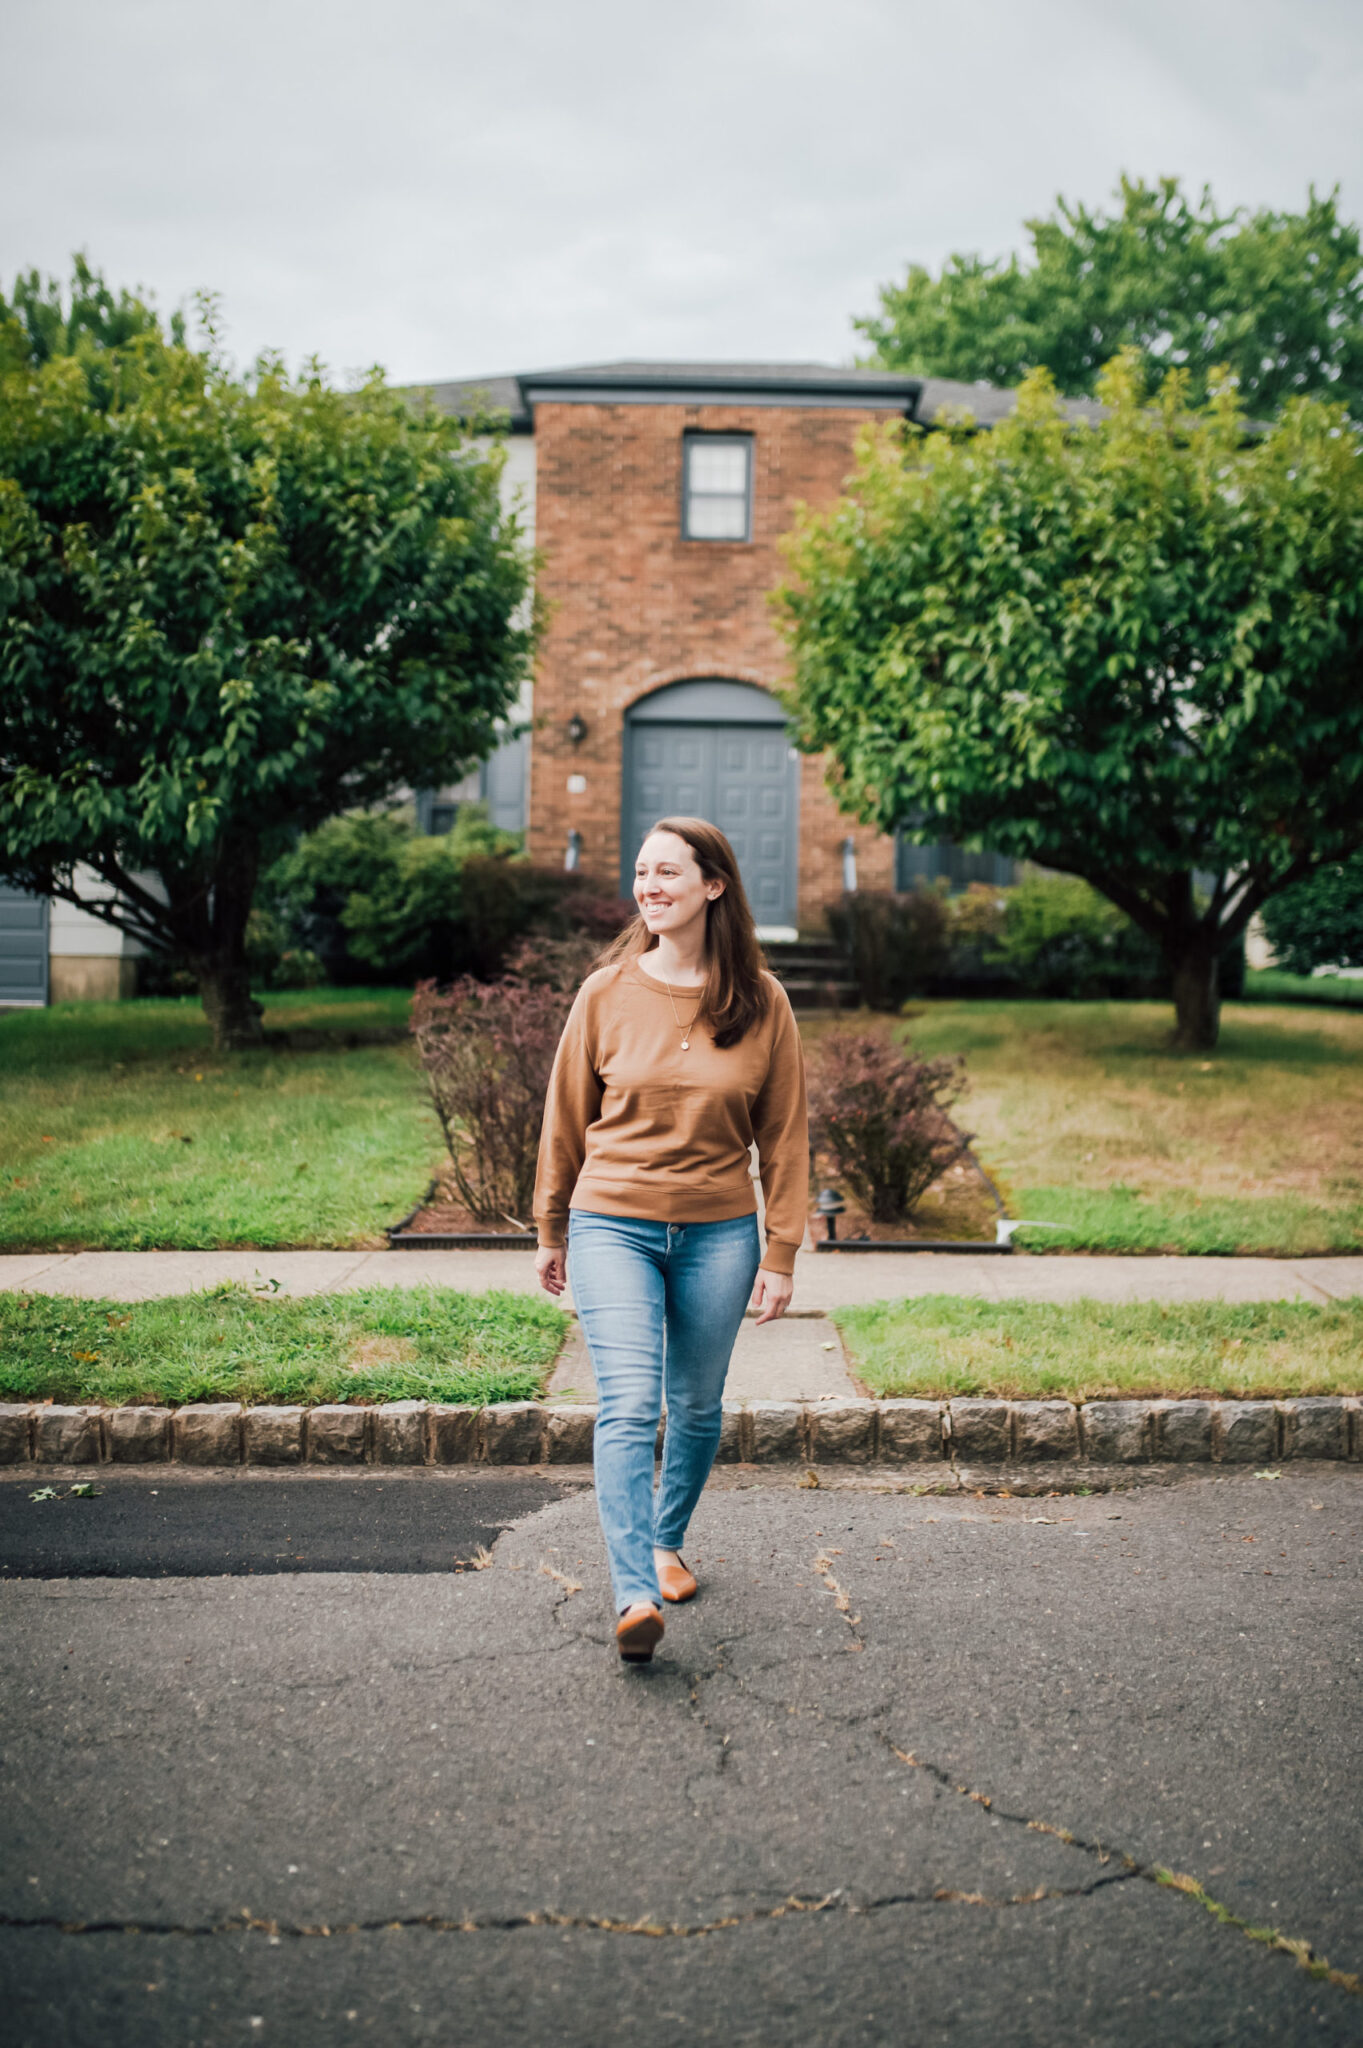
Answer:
[{"left": 633, "top": 831, "right": 723, "bottom": 938}]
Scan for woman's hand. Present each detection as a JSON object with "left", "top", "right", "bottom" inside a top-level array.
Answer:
[
  {"left": 751, "top": 1267, "right": 793, "bottom": 1325},
  {"left": 535, "top": 1246, "right": 567, "bottom": 1297}
]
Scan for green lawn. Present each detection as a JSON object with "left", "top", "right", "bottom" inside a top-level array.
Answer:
[
  {"left": 1243, "top": 968, "right": 1363, "bottom": 1010},
  {"left": 0, "top": 1285, "right": 567, "bottom": 1407},
  {"left": 6, "top": 989, "right": 1362, "bottom": 1256},
  {"left": 834, "top": 1295, "right": 1363, "bottom": 1401},
  {"left": 0, "top": 990, "right": 437, "bottom": 1250},
  {"left": 806, "top": 998, "right": 1363, "bottom": 1255}
]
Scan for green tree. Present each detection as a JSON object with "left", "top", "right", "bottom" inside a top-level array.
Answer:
[
  {"left": 857, "top": 177, "right": 1363, "bottom": 419},
  {"left": 778, "top": 358, "right": 1363, "bottom": 1049},
  {"left": 0, "top": 265, "right": 533, "bottom": 1047}
]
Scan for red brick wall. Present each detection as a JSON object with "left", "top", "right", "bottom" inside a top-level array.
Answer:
[{"left": 528, "top": 399, "right": 898, "bottom": 927}]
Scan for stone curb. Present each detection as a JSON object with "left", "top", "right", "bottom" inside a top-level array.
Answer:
[{"left": 0, "top": 1397, "right": 1358, "bottom": 1468}]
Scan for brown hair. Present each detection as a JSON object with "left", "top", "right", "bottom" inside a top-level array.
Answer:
[{"left": 596, "top": 816, "right": 772, "bottom": 1046}]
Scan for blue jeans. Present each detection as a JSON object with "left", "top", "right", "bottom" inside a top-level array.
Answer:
[{"left": 567, "top": 1210, "right": 762, "bottom": 1612}]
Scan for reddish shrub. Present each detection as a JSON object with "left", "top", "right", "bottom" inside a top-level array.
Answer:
[
  {"left": 826, "top": 887, "right": 949, "bottom": 1010},
  {"left": 410, "top": 974, "right": 573, "bottom": 1224},
  {"left": 559, "top": 890, "right": 637, "bottom": 939},
  {"left": 807, "top": 1030, "right": 969, "bottom": 1223},
  {"left": 504, "top": 932, "right": 603, "bottom": 991}
]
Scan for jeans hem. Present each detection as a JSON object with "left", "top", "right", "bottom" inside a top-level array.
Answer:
[{"left": 616, "top": 1588, "right": 662, "bottom": 1613}]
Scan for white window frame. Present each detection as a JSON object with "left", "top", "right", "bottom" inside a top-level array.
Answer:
[{"left": 681, "top": 433, "right": 753, "bottom": 543}]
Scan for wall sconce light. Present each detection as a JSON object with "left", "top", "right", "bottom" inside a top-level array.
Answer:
[
  {"left": 566, "top": 712, "right": 588, "bottom": 748},
  {"left": 564, "top": 828, "right": 583, "bottom": 873},
  {"left": 841, "top": 836, "right": 858, "bottom": 894}
]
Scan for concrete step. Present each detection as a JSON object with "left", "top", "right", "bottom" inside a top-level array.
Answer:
[
  {"left": 776, "top": 978, "right": 858, "bottom": 1010},
  {"left": 763, "top": 940, "right": 858, "bottom": 1010}
]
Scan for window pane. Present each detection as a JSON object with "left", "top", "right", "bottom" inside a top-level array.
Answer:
[
  {"left": 688, "top": 441, "right": 748, "bottom": 495},
  {"left": 687, "top": 494, "right": 748, "bottom": 540}
]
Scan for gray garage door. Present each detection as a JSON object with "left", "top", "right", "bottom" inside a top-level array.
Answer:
[
  {"left": 0, "top": 885, "right": 49, "bottom": 1006},
  {"left": 622, "top": 681, "right": 799, "bottom": 933}
]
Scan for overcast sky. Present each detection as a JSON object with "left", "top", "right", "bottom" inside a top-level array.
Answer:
[{"left": 4, "top": 0, "right": 1361, "bottom": 387}]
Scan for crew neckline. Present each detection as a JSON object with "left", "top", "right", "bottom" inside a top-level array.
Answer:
[{"left": 629, "top": 959, "right": 707, "bottom": 995}]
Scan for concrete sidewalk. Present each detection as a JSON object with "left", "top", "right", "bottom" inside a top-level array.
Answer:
[{"left": 4, "top": 1245, "right": 1361, "bottom": 1308}]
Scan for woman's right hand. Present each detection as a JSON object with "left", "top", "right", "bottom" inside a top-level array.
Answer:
[{"left": 535, "top": 1246, "right": 567, "bottom": 1297}]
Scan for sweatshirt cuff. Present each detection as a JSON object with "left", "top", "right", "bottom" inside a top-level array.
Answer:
[
  {"left": 758, "top": 1239, "right": 798, "bottom": 1277},
  {"left": 536, "top": 1220, "right": 567, "bottom": 1251}
]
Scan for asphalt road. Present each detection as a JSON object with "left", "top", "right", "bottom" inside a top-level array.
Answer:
[
  {"left": 0, "top": 1470, "right": 581, "bottom": 1579},
  {"left": 1, "top": 1464, "right": 1359, "bottom": 2047}
]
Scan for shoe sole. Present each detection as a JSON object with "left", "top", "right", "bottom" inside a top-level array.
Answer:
[{"left": 616, "top": 1610, "right": 664, "bottom": 1662}]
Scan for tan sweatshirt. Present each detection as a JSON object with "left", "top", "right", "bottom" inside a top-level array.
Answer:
[{"left": 533, "top": 961, "right": 809, "bottom": 1275}]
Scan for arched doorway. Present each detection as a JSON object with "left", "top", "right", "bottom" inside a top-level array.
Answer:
[{"left": 622, "top": 679, "right": 800, "bottom": 936}]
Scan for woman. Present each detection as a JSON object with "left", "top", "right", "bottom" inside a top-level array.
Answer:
[{"left": 534, "top": 817, "right": 808, "bottom": 1664}]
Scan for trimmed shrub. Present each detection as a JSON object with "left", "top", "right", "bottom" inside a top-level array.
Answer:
[
  {"left": 263, "top": 805, "right": 579, "bottom": 985},
  {"left": 410, "top": 972, "right": 574, "bottom": 1224},
  {"left": 1260, "top": 853, "right": 1363, "bottom": 975},
  {"left": 827, "top": 885, "right": 949, "bottom": 1009},
  {"left": 991, "top": 876, "right": 1164, "bottom": 997},
  {"left": 504, "top": 933, "right": 603, "bottom": 991},
  {"left": 807, "top": 1029, "right": 969, "bottom": 1223},
  {"left": 558, "top": 890, "right": 637, "bottom": 940},
  {"left": 244, "top": 907, "right": 323, "bottom": 990}
]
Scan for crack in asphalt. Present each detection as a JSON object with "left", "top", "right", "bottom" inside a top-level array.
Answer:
[
  {"left": 12, "top": 1499, "right": 1354, "bottom": 2003},
  {"left": 823, "top": 1551, "right": 1363, "bottom": 2006},
  {"left": 513, "top": 1510, "right": 1363, "bottom": 2002},
  {"left": 0, "top": 1872, "right": 1138, "bottom": 1944}
]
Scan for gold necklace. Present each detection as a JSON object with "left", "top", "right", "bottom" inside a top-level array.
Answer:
[{"left": 663, "top": 976, "right": 703, "bottom": 1050}]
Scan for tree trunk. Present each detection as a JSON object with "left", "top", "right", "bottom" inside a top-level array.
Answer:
[
  {"left": 195, "top": 952, "right": 265, "bottom": 1051},
  {"left": 192, "top": 835, "right": 265, "bottom": 1051},
  {"left": 1167, "top": 937, "right": 1221, "bottom": 1051}
]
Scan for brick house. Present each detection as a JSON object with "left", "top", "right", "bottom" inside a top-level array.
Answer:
[
  {"left": 0, "top": 360, "right": 1023, "bottom": 1004},
  {"left": 424, "top": 361, "right": 1021, "bottom": 939}
]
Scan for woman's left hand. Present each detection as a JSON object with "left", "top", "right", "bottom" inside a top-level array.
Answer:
[{"left": 751, "top": 1267, "right": 793, "bottom": 1325}]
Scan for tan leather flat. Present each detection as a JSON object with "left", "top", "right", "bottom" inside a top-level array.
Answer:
[
  {"left": 616, "top": 1603, "right": 665, "bottom": 1663},
  {"left": 657, "top": 1557, "right": 698, "bottom": 1604}
]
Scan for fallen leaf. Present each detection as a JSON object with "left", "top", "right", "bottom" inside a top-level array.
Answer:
[
  {"left": 68, "top": 1483, "right": 99, "bottom": 1499},
  {"left": 1254, "top": 1470, "right": 1281, "bottom": 1480},
  {"left": 798, "top": 1469, "right": 820, "bottom": 1490},
  {"left": 29, "top": 1487, "right": 59, "bottom": 1502},
  {"left": 72, "top": 1351, "right": 100, "bottom": 1364}
]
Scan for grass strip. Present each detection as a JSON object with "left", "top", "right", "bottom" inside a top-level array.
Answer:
[
  {"left": 0, "top": 1286, "right": 568, "bottom": 1408},
  {"left": 1009, "top": 1186, "right": 1363, "bottom": 1256},
  {"left": 832, "top": 1294, "right": 1363, "bottom": 1401}
]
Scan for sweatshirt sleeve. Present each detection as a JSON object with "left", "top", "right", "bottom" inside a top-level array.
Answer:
[
  {"left": 533, "top": 981, "right": 603, "bottom": 1249},
  {"left": 750, "top": 985, "right": 809, "bottom": 1276}
]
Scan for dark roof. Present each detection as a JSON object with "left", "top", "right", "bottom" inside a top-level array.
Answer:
[{"left": 406, "top": 359, "right": 1102, "bottom": 430}]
